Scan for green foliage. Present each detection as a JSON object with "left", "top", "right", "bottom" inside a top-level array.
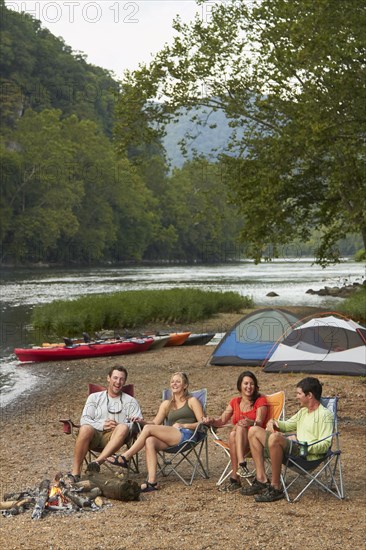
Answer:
[
  {"left": 0, "top": 1, "right": 118, "bottom": 136},
  {"left": 0, "top": 107, "right": 162, "bottom": 264},
  {"left": 31, "top": 288, "right": 252, "bottom": 338},
  {"left": 117, "top": 0, "right": 366, "bottom": 265},
  {"left": 354, "top": 249, "right": 366, "bottom": 262},
  {"left": 145, "top": 158, "right": 244, "bottom": 261},
  {"left": 0, "top": 2, "right": 247, "bottom": 266},
  {"left": 336, "top": 288, "right": 366, "bottom": 323}
]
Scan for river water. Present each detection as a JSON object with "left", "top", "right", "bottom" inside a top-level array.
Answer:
[{"left": 1, "top": 260, "right": 365, "bottom": 406}]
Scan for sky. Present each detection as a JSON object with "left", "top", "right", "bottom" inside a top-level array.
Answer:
[{"left": 5, "top": 1, "right": 210, "bottom": 79}]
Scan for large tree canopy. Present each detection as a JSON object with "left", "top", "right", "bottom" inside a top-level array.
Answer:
[{"left": 117, "top": 0, "right": 366, "bottom": 265}]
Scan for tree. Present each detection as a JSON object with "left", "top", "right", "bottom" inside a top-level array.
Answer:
[
  {"left": 152, "top": 158, "right": 244, "bottom": 262},
  {"left": 2, "top": 109, "right": 82, "bottom": 262},
  {"left": 117, "top": 0, "right": 366, "bottom": 265}
]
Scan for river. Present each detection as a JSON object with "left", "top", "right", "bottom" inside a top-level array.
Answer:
[{"left": 1, "top": 260, "right": 365, "bottom": 406}]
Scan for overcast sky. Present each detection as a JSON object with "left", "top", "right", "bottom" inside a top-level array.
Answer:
[{"left": 6, "top": 1, "right": 210, "bottom": 79}]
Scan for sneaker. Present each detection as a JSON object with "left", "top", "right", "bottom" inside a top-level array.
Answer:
[
  {"left": 236, "top": 463, "right": 255, "bottom": 479},
  {"left": 255, "top": 485, "right": 285, "bottom": 502},
  {"left": 218, "top": 478, "right": 242, "bottom": 493},
  {"left": 240, "top": 478, "right": 269, "bottom": 496}
]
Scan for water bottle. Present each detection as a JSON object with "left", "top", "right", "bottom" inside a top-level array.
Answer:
[{"left": 299, "top": 441, "right": 308, "bottom": 457}]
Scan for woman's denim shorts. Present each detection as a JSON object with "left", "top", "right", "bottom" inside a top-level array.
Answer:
[{"left": 178, "top": 428, "right": 196, "bottom": 444}]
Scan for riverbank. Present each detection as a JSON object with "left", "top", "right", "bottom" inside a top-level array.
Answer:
[{"left": 1, "top": 309, "right": 365, "bottom": 549}]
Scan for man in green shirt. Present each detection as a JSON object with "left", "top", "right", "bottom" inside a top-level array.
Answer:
[{"left": 241, "top": 377, "right": 334, "bottom": 502}]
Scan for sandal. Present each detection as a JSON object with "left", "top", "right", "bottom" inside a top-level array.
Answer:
[
  {"left": 86, "top": 461, "right": 101, "bottom": 473},
  {"left": 106, "top": 454, "right": 129, "bottom": 469},
  {"left": 141, "top": 481, "right": 158, "bottom": 493},
  {"left": 66, "top": 472, "right": 81, "bottom": 483}
]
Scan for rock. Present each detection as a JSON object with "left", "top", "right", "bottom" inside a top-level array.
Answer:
[
  {"left": 266, "top": 291, "right": 279, "bottom": 297},
  {"left": 304, "top": 280, "right": 365, "bottom": 298}
]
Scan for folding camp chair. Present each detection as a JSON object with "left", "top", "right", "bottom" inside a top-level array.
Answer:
[
  {"left": 280, "top": 396, "right": 344, "bottom": 503},
  {"left": 60, "top": 383, "right": 140, "bottom": 474},
  {"left": 211, "top": 391, "right": 286, "bottom": 487},
  {"left": 156, "top": 388, "right": 209, "bottom": 486}
]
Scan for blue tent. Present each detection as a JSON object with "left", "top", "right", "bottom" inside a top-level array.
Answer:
[{"left": 208, "top": 308, "right": 299, "bottom": 366}]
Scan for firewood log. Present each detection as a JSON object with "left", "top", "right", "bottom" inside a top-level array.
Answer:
[
  {"left": 31, "top": 479, "right": 50, "bottom": 520},
  {"left": 85, "top": 472, "right": 140, "bottom": 501},
  {"left": 74, "top": 479, "right": 98, "bottom": 492},
  {"left": 0, "top": 500, "right": 19, "bottom": 510},
  {"left": 62, "top": 489, "right": 92, "bottom": 508},
  {"left": 0, "top": 497, "right": 35, "bottom": 510}
]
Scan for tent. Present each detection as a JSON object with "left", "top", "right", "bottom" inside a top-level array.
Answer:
[
  {"left": 208, "top": 308, "right": 299, "bottom": 366},
  {"left": 263, "top": 315, "right": 366, "bottom": 376}
]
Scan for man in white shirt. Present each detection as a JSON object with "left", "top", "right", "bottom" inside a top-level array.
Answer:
[{"left": 70, "top": 366, "right": 142, "bottom": 480}]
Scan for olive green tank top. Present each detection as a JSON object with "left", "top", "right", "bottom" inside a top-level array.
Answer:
[{"left": 167, "top": 400, "right": 196, "bottom": 426}]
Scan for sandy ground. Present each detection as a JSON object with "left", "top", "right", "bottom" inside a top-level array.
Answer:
[{"left": 1, "top": 309, "right": 365, "bottom": 550}]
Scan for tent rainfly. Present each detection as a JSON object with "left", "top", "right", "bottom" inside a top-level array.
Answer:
[
  {"left": 208, "top": 308, "right": 299, "bottom": 366},
  {"left": 263, "top": 315, "right": 366, "bottom": 376}
]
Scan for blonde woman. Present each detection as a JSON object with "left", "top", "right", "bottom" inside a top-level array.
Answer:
[{"left": 88, "top": 372, "right": 204, "bottom": 492}]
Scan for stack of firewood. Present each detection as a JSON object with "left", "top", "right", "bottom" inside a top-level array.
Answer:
[{"left": 1, "top": 472, "right": 140, "bottom": 519}]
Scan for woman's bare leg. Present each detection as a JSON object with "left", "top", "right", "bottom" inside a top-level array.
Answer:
[
  {"left": 229, "top": 428, "right": 239, "bottom": 481},
  {"left": 144, "top": 436, "right": 171, "bottom": 484},
  {"left": 123, "top": 424, "right": 181, "bottom": 460},
  {"left": 235, "top": 425, "right": 250, "bottom": 464}
]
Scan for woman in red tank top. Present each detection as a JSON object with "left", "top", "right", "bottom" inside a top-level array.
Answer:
[{"left": 203, "top": 371, "right": 268, "bottom": 492}]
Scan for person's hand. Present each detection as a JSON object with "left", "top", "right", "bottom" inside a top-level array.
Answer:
[
  {"left": 103, "top": 419, "right": 117, "bottom": 431},
  {"left": 129, "top": 416, "right": 144, "bottom": 424},
  {"left": 172, "top": 422, "right": 183, "bottom": 428},
  {"left": 266, "top": 419, "right": 278, "bottom": 433},
  {"left": 237, "top": 417, "right": 251, "bottom": 428},
  {"left": 201, "top": 416, "right": 214, "bottom": 426}
]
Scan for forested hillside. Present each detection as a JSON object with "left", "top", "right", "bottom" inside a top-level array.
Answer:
[
  {"left": 0, "top": 1, "right": 245, "bottom": 265},
  {"left": 0, "top": 1, "right": 363, "bottom": 266},
  {"left": 0, "top": 2, "right": 118, "bottom": 136}
]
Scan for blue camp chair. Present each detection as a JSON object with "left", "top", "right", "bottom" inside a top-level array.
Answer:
[
  {"left": 280, "top": 397, "right": 344, "bottom": 502},
  {"left": 156, "top": 388, "right": 209, "bottom": 486}
]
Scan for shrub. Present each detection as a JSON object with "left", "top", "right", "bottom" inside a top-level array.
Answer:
[
  {"left": 336, "top": 288, "right": 366, "bottom": 323},
  {"left": 354, "top": 249, "right": 366, "bottom": 262},
  {"left": 31, "top": 288, "right": 253, "bottom": 340}
]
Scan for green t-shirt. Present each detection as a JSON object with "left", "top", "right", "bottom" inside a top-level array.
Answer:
[{"left": 277, "top": 403, "right": 334, "bottom": 460}]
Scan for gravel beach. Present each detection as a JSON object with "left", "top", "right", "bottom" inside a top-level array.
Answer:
[{"left": 1, "top": 309, "right": 365, "bottom": 549}]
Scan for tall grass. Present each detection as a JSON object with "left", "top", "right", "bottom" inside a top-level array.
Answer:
[
  {"left": 31, "top": 288, "right": 253, "bottom": 339},
  {"left": 336, "top": 287, "right": 366, "bottom": 323}
]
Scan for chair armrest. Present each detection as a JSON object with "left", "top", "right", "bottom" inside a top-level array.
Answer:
[
  {"left": 192, "top": 422, "right": 207, "bottom": 437},
  {"left": 59, "top": 418, "right": 80, "bottom": 434}
]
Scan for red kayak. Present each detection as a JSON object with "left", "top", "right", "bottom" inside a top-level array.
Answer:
[{"left": 14, "top": 337, "right": 154, "bottom": 363}]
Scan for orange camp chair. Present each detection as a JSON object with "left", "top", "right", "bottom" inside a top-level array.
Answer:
[
  {"left": 60, "top": 383, "right": 140, "bottom": 474},
  {"left": 210, "top": 391, "right": 286, "bottom": 487}
]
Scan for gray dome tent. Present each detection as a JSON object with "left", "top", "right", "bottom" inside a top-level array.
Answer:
[
  {"left": 263, "top": 314, "right": 366, "bottom": 376},
  {"left": 208, "top": 308, "right": 299, "bottom": 366}
]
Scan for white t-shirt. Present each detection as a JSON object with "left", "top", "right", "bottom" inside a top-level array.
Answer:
[{"left": 80, "top": 390, "right": 142, "bottom": 431}]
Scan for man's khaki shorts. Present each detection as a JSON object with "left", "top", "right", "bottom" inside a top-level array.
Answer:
[
  {"left": 90, "top": 430, "right": 114, "bottom": 451},
  {"left": 264, "top": 430, "right": 301, "bottom": 460},
  {"left": 89, "top": 424, "right": 138, "bottom": 451}
]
